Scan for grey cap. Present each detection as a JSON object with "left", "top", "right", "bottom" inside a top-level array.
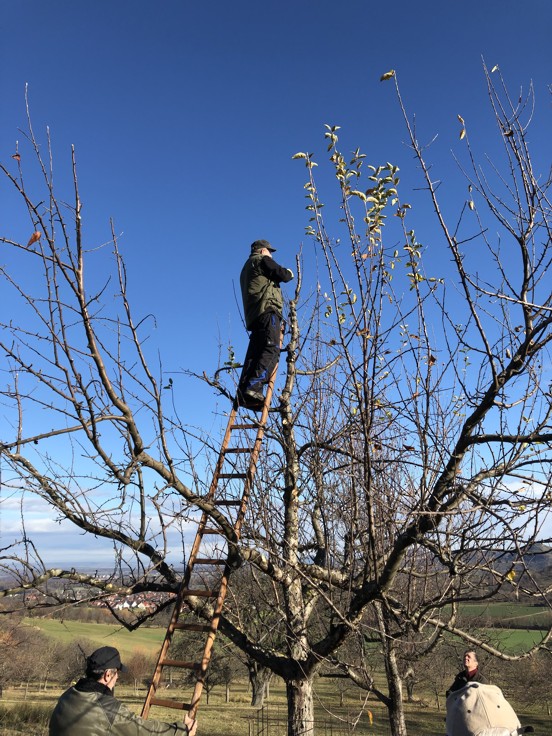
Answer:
[{"left": 251, "top": 239, "right": 276, "bottom": 253}]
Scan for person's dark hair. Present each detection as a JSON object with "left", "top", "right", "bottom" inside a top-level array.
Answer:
[{"left": 85, "top": 664, "right": 107, "bottom": 680}]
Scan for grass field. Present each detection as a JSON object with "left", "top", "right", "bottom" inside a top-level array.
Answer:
[
  {"left": 26, "top": 616, "right": 548, "bottom": 661},
  {"left": 8, "top": 616, "right": 551, "bottom": 735},
  {"left": 23, "top": 617, "right": 165, "bottom": 660},
  {"left": 485, "top": 626, "right": 549, "bottom": 652},
  {"left": 1, "top": 677, "right": 551, "bottom": 736},
  {"left": 459, "top": 602, "right": 552, "bottom": 628}
]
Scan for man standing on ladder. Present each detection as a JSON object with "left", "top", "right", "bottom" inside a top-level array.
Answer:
[{"left": 237, "top": 239, "right": 294, "bottom": 410}]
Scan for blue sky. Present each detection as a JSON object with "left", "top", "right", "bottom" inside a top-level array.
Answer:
[{"left": 1, "top": 0, "right": 551, "bottom": 565}]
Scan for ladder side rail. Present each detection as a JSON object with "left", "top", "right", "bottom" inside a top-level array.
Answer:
[
  {"left": 141, "top": 505, "right": 213, "bottom": 718},
  {"left": 187, "top": 339, "right": 283, "bottom": 714},
  {"left": 143, "top": 325, "right": 284, "bottom": 718},
  {"left": 143, "top": 402, "right": 241, "bottom": 717},
  {"left": 187, "top": 562, "right": 233, "bottom": 716},
  {"left": 206, "top": 404, "right": 239, "bottom": 499},
  {"left": 232, "top": 346, "right": 280, "bottom": 534},
  {"left": 188, "top": 352, "right": 282, "bottom": 715}
]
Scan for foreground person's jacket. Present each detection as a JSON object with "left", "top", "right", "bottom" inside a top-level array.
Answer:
[{"left": 49, "top": 678, "right": 189, "bottom": 735}]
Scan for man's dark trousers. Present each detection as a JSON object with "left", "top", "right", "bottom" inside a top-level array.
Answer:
[{"left": 238, "top": 311, "right": 281, "bottom": 397}]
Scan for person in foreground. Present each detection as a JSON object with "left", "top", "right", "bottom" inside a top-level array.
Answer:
[
  {"left": 446, "top": 649, "right": 489, "bottom": 696},
  {"left": 237, "top": 239, "right": 294, "bottom": 410},
  {"left": 445, "top": 648, "right": 533, "bottom": 735},
  {"left": 446, "top": 678, "right": 533, "bottom": 736},
  {"left": 49, "top": 646, "right": 198, "bottom": 736}
]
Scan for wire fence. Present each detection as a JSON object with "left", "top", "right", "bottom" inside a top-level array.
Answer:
[{"left": 245, "top": 705, "right": 393, "bottom": 736}]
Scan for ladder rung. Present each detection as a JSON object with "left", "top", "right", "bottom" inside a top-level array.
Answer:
[
  {"left": 150, "top": 698, "right": 191, "bottom": 711},
  {"left": 224, "top": 447, "right": 253, "bottom": 454},
  {"left": 213, "top": 499, "right": 242, "bottom": 506},
  {"left": 232, "top": 423, "right": 258, "bottom": 430},
  {"left": 181, "top": 588, "right": 218, "bottom": 598},
  {"left": 160, "top": 659, "right": 199, "bottom": 669},
  {"left": 174, "top": 623, "right": 213, "bottom": 632},
  {"left": 219, "top": 473, "right": 247, "bottom": 479},
  {"left": 194, "top": 558, "right": 226, "bottom": 565}
]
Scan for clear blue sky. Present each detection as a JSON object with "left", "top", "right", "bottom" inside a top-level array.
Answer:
[{"left": 1, "top": 0, "right": 550, "bottom": 565}]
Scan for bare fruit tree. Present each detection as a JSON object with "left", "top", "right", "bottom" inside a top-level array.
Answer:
[
  {"left": 0, "top": 98, "right": 237, "bottom": 600},
  {"left": 1, "top": 67, "right": 551, "bottom": 736},
  {"left": 214, "top": 65, "right": 552, "bottom": 736}
]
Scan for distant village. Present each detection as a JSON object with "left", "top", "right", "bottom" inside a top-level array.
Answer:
[
  {"left": 90, "top": 590, "right": 172, "bottom": 613},
  {"left": 1, "top": 573, "right": 174, "bottom": 615}
]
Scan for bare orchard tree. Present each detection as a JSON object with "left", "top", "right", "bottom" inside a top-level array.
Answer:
[
  {"left": 204, "top": 66, "right": 552, "bottom": 736},
  {"left": 123, "top": 651, "right": 156, "bottom": 696},
  {"left": 0, "top": 99, "right": 237, "bottom": 601},
  {"left": 1, "top": 67, "right": 551, "bottom": 736}
]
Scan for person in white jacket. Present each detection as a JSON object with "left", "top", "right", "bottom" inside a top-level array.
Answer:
[{"left": 446, "top": 679, "right": 533, "bottom": 736}]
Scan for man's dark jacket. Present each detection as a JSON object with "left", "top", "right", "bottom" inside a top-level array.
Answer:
[
  {"left": 446, "top": 668, "right": 488, "bottom": 697},
  {"left": 49, "top": 677, "right": 188, "bottom": 735},
  {"left": 240, "top": 253, "right": 293, "bottom": 330}
]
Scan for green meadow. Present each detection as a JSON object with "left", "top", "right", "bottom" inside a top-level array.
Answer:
[
  {"left": 4, "top": 611, "right": 548, "bottom": 735},
  {"left": 25, "top": 601, "right": 552, "bottom": 660},
  {"left": 459, "top": 602, "right": 552, "bottom": 627},
  {"left": 2, "top": 672, "right": 552, "bottom": 736},
  {"left": 23, "top": 617, "right": 165, "bottom": 660}
]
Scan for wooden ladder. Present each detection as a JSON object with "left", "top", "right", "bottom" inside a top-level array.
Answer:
[{"left": 141, "top": 365, "right": 279, "bottom": 720}]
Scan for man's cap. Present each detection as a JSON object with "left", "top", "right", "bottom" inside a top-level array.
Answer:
[
  {"left": 251, "top": 239, "right": 276, "bottom": 253},
  {"left": 87, "top": 646, "right": 128, "bottom": 673}
]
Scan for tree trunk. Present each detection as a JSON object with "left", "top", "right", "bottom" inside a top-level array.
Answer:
[
  {"left": 249, "top": 663, "right": 274, "bottom": 708},
  {"left": 384, "top": 649, "right": 407, "bottom": 736},
  {"left": 376, "top": 603, "right": 408, "bottom": 736},
  {"left": 404, "top": 667, "right": 415, "bottom": 702},
  {"left": 286, "top": 677, "right": 314, "bottom": 736}
]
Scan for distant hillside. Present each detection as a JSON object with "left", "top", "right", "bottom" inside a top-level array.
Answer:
[{"left": 506, "top": 543, "right": 552, "bottom": 575}]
